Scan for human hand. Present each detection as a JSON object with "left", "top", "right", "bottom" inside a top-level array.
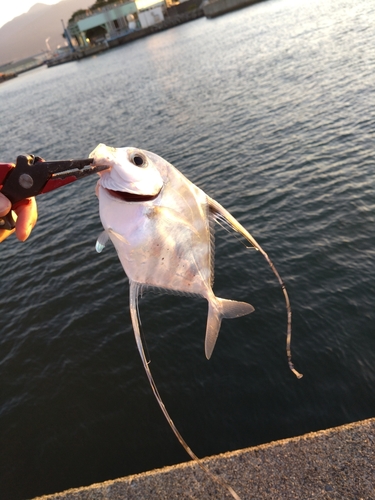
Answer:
[{"left": 0, "top": 193, "right": 38, "bottom": 243}]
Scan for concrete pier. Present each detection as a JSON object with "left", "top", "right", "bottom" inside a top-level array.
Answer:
[{"left": 33, "top": 417, "right": 375, "bottom": 499}]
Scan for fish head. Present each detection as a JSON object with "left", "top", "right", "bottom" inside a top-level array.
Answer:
[
  {"left": 90, "top": 143, "right": 164, "bottom": 199},
  {"left": 91, "top": 143, "right": 165, "bottom": 244}
]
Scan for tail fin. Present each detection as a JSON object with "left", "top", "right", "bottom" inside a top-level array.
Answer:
[{"left": 205, "top": 298, "right": 254, "bottom": 359}]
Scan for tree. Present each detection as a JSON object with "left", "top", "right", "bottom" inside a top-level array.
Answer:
[{"left": 69, "top": 0, "right": 127, "bottom": 25}]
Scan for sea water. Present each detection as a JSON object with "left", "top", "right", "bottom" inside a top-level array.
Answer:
[{"left": 0, "top": 0, "right": 374, "bottom": 497}]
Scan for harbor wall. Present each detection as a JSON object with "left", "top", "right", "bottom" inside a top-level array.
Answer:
[
  {"left": 203, "top": 0, "right": 264, "bottom": 18},
  {"left": 107, "top": 9, "right": 204, "bottom": 49},
  {"left": 33, "top": 417, "right": 375, "bottom": 499}
]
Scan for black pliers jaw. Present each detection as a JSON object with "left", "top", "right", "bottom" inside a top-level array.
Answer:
[{"left": 0, "top": 154, "right": 108, "bottom": 231}]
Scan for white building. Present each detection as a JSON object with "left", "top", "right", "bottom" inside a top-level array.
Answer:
[
  {"left": 138, "top": 5, "right": 164, "bottom": 28},
  {"left": 68, "top": 0, "right": 165, "bottom": 47}
]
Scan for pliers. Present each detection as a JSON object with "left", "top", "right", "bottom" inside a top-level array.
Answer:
[{"left": 0, "top": 154, "right": 108, "bottom": 231}]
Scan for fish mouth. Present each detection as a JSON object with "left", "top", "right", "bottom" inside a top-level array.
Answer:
[{"left": 105, "top": 188, "right": 161, "bottom": 202}]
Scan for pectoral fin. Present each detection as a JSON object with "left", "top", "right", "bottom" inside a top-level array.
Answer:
[
  {"left": 107, "top": 227, "right": 130, "bottom": 245},
  {"left": 205, "top": 298, "right": 254, "bottom": 359},
  {"left": 96, "top": 228, "right": 130, "bottom": 252},
  {"left": 151, "top": 206, "right": 201, "bottom": 238}
]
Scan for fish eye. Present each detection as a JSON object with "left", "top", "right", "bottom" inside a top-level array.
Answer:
[{"left": 130, "top": 153, "right": 147, "bottom": 167}]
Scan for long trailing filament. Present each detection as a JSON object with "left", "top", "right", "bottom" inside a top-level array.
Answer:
[
  {"left": 209, "top": 197, "right": 302, "bottom": 379},
  {"left": 129, "top": 282, "right": 242, "bottom": 500}
]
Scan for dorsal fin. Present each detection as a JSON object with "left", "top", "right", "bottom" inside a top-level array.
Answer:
[{"left": 208, "top": 197, "right": 302, "bottom": 379}]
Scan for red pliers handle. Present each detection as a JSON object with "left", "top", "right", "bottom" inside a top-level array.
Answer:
[{"left": 0, "top": 154, "right": 108, "bottom": 231}]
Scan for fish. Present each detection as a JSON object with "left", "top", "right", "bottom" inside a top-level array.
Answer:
[{"left": 91, "top": 143, "right": 302, "bottom": 499}]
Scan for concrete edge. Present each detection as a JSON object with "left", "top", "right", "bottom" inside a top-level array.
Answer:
[{"left": 33, "top": 417, "right": 375, "bottom": 499}]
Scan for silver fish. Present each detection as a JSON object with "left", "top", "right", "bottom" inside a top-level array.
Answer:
[{"left": 91, "top": 143, "right": 302, "bottom": 499}]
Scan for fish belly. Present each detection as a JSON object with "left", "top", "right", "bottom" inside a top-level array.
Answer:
[{"left": 99, "top": 186, "right": 212, "bottom": 297}]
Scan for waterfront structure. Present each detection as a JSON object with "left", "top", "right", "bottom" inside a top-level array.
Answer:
[
  {"left": 138, "top": 6, "right": 164, "bottom": 28},
  {"left": 202, "top": 0, "right": 264, "bottom": 18},
  {"left": 67, "top": 0, "right": 164, "bottom": 47}
]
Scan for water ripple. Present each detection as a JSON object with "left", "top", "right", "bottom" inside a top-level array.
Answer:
[{"left": 1, "top": 0, "right": 375, "bottom": 498}]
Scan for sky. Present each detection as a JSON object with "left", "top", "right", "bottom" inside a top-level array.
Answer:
[
  {"left": 0, "top": 0, "right": 162, "bottom": 29},
  {"left": 0, "top": 0, "right": 60, "bottom": 29}
]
